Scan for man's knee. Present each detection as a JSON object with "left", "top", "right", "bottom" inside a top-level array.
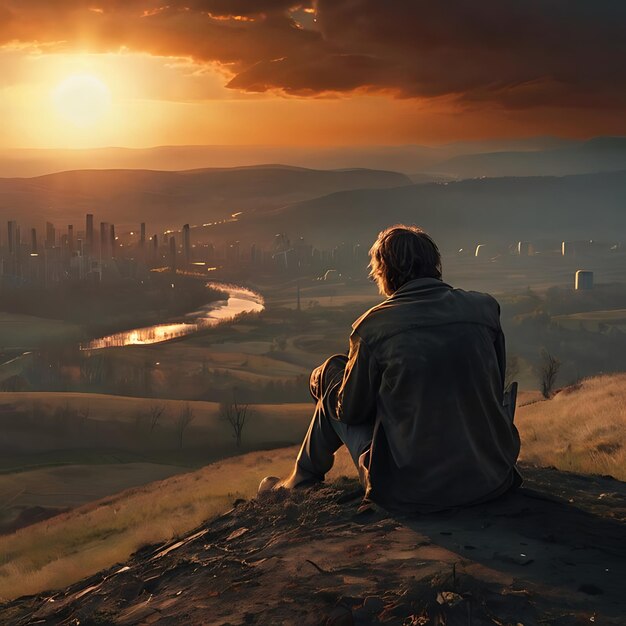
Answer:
[{"left": 309, "top": 354, "right": 348, "bottom": 401}]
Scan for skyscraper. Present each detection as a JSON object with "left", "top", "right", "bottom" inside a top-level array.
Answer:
[
  {"left": 100, "top": 222, "right": 109, "bottom": 258},
  {"left": 182, "top": 223, "right": 191, "bottom": 266},
  {"left": 31, "top": 227, "right": 38, "bottom": 255},
  {"left": 45, "top": 222, "right": 55, "bottom": 249},
  {"left": 7, "top": 220, "right": 16, "bottom": 255},
  {"left": 110, "top": 224, "right": 116, "bottom": 258},
  {"left": 86, "top": 213, "right": 94, "bottom": 254},
  {"left": 169, "top": 235, "right": 176, "bottom": 272}
]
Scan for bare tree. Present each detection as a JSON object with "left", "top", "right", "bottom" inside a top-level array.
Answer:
[
  {"left": 175, "top": 403, "right": 194, "bottom": 449},
  {"left": 147, "top": 403, "right": 166, "bottom": 432},
  {"left": 220, "top": 392, "right": 249, "bottom": 448},
  {"left": 538, "top": 350, "right": 561, "bottom": 399}
]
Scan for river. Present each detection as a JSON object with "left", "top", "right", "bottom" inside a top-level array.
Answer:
[{"left": 84, "top": 283, "right": 265, "bottom": 349}]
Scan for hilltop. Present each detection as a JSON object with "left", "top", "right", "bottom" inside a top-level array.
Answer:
[
  {"left": 1, "top": 465, "right": 625, "bottom": 625},
  {"left": 0, "top": 374, "right": 626, "bottom": 625}
]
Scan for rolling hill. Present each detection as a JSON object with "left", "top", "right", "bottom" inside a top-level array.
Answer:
[
  {"left": 0, "top": 137, "right": 577, "bottom": 178},
  {"left": 232, "top": 169, "right": 626, "bottom": 248},
  {"left": 0, "top": 165, "right": 411, "bottom": 231},
  {"left": 0, "top": 374, "right": 624, "bottom": 604}
]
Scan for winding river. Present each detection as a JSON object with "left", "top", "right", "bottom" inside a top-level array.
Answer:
[{"left": 84, "top": 283, "right": 265, "bottom": 350}]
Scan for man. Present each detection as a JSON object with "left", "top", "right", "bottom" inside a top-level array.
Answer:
[{"left": 259, "top": 224, "right": 521, "bottom": 513}]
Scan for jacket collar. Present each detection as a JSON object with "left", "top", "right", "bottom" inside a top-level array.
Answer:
[{"left": 391, "top": 277, "right": 451, "bottom": 298}]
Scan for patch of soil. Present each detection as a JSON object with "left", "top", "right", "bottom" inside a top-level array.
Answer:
[{"left": 1, "top": 466, "right": 625, "bottom": 625}]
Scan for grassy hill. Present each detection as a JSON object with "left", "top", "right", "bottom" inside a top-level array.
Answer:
[
  {"left": 516, "top": 373, "right": 626, "bottom": 480},
  {"left": 0, "top": 373, "right": 624, "bottom": 601}
]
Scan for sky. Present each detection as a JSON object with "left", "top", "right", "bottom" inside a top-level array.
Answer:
[{"left": 0, "top": 1, "right": 625, "bottom": 149}]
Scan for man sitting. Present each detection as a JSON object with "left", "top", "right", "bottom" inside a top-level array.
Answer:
[{"left": 260, "top": 224, "right": 521, "bottom": 513}]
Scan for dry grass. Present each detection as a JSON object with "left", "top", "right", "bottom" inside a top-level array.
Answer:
[
  {"left": 2, "top": 373, "right": 625, "bottom": 602},
  {"left": 517, "top": 373, "right": 626, "bottom": 480},
  {"left": 0, "top": 446, "right": 358, "bottom": 601}
]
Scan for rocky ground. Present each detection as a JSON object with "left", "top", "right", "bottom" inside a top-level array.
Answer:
[{"left": 1, "top": 465, "right": 625, "bottom": 625}]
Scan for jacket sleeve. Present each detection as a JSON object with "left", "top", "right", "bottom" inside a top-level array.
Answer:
[
  {"left": 493, "top": 300, "right": 507, "bottom": 390},
  {"left": 335, "top": 331, "right": 379, "bottom": 425}
]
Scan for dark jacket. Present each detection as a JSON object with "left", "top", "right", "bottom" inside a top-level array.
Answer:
[{"left": 335, "top": 277, "right": 521, "bottom": 513}]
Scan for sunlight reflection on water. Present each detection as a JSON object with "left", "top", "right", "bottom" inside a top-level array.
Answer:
[{"left": 83, "top": 283, "right": 264, "bottom": 350}]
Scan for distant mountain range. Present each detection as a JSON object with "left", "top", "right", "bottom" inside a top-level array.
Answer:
[
  {"left": 0, "top": 137, "right": 583, "bottom": 178},
  {"left": 226, "top": 169, "right": 626, "bottom": 249},
  {"left": 422, "top": 137, "right": 626, "bottom": 179},
  {"left": 0, "top": 165, "right": 410, "bottom": 231},
  {"left": 1, "top": 162, "right": 624, "bottom": 251}
]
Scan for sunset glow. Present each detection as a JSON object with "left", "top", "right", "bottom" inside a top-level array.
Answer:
[
  {"left": 0, "top": 0, "right": 623, "bottom": 150},
  {"left": 52, "top": 74, "right": 112, "bottom": 128}
]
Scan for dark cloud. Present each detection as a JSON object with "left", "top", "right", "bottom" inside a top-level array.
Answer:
[{"left": 1, "top": 0, "right": 625, "bottom": 108}]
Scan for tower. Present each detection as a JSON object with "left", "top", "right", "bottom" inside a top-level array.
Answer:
[
  {"left": 86, "top": 213, "right": 94, "bottom": 254},
  {"left": 169, "top": 235, "right": 177, "bottom": 272},
  {"left": 182, "top": 223, "right": 191, "bottom": 266}
]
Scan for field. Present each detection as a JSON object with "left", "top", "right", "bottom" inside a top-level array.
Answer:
[
  {"left": 0, "top": 374, "right": 624, "bottom": 601},
  {"left": 552, "top": 308, "right": 626, "bottom": 332},
  {"left": 0, "top": 313, "right": 82, "bottom": 350},
  {"left": 0, "top": 392, "right": 312, "bottom": 535}
]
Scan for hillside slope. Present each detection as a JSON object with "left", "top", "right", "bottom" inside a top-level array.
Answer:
[
  {"left": 0, "top": 374, "right": 624, "bottom": 608},
  {"left": 2, "top": 468, "right": 625, "bottom": 625},
  {"left": 516, "top": 373, "right": 626, "bottom": 480}
]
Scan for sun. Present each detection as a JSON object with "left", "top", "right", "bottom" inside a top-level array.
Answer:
[{"left": 52, "top": 74, "right": 112, "bottom": 128}]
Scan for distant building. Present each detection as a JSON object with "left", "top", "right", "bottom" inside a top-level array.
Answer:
[
  {"left": 100, "top": 222, "right": 109, "bottom": 258},
  {"left": 110, "top": 224, "right": 116, "bottom": 258},
  {"left": 45, "top": 222, "right": 56, "bottom": 249},
  {"left": 169, "top": 235, "right": 177, "bottom": 271},
  {"left": 86, "top": 213, "right": 94, "bottom": 253},
  {"left": 575, "top": 270, "right": 594, "bottom": 290},
  {"left": 30, "top": 228, "right": 38, "bottom": 255},
  {"left": 182, "top": 224, "right": 191, "bottom": 265},
  {"left": 7, "top": 220, "right": 17, "bottom": 255},
  {"left": 517, "top": 241, "right": 535, "bottom": 256}
]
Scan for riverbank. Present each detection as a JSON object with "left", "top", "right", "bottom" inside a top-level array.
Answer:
[{"left": 85, "top": 282, "right": 264, "bottom": 349}]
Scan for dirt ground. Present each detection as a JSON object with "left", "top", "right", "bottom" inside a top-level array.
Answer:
[{"left": 2, "top": 460, "right": 625, "bottom": 625}]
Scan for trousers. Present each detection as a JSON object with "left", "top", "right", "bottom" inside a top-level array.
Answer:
[{"left": 294, "top": 354, "right": 373, "bottom": 483}]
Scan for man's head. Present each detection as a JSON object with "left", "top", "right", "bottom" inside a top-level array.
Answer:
[{"left": 369, "top": 224, "right": 442, "bottom": 296}]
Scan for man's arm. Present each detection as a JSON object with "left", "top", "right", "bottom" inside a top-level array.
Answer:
[
  {"left": 495, "top": 326, "right": 507, "bottom": 391},
  {"left": 335, "top": 332, "right": 379, "bottom": 425}
]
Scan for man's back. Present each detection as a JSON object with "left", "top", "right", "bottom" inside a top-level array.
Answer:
[
  {"left": 260, "top": 225, "right": 521, "bottom": 514},
  {"left": 342, "top": 277, "right": 521, "bottom": 512}
]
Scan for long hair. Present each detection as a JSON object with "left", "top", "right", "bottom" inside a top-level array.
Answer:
[{"left": 369, "top": 224, "right": 442, "bottom": 296}]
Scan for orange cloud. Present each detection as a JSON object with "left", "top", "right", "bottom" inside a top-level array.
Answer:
[{"left": 0, "top": 0, "right": 624, "bottom": 110}]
